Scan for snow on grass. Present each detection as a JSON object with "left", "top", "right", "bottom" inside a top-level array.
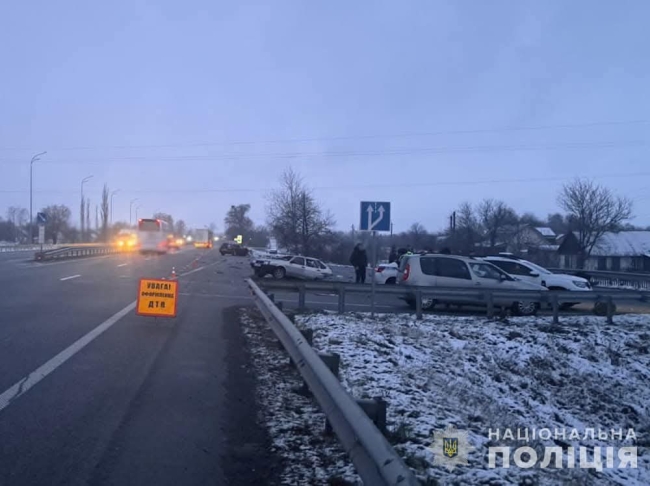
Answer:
[
  {"left": 296, "top": 311, "right": 650, "bottom": 485},
  {"left": 239, "top": 309, "right": 361, "bottom": 486}
]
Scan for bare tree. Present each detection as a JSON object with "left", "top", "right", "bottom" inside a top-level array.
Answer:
[
  {"left": 42, "top": 205, "right": 71, "bottom": 244},
  {"left": 80, "top": 196, "right": 85, "bottom": 242},
  {"left": 407, "top": 222, "right": 427, "bottom": 248},
  {"left": 85, "top": 198, "right": 91, "bottom": 242},
  {"left": 449, "top": 202, "right": 483, "bottom": 254},
  {"left": 478, "top": 198, "right": 518, "bottom": 248},
  {"left": 558, "top": 179, "right": 633, "bottom": 267},
  {"left": 267, "top": 167, "right": 334, "bottom": 255},
  {"left": 152, "top": 212, "right": 174, "bottom": 232},
  {"left": 100, "top": 184, "right": 109, "bottom": 241},
  {"left": 224, "top": 204, "right": 254, "bottom": 240},
  {"left": 174, "top": 219, "right": 187, "bottom": 237}
]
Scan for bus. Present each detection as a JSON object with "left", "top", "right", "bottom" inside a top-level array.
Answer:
[
  {"left": 193, "top": 228, "right": 214, "bottom": 249},
  {"left": 137, "top": 218, "right": 170, "bottom": 254}
]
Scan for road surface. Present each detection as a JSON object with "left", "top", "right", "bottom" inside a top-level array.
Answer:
[{"left": 0, "top": 249, "right": 278, "bottom": 486}]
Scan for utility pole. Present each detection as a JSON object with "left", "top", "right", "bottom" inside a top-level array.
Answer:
[
  {"left": 80, "top": 175, "right": 93, "bottom": 241},
  {"left": 110, "top": 189, "right": 120, "bottom": 225},
  {"left": 129, "top": 198, "right": 139, "bottom": 227}
]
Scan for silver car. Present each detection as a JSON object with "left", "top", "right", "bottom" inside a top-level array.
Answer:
[{"left": 396, "top": 254, "right": 547, "bottom": 315}]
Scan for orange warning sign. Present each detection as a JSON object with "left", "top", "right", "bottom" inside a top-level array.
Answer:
[{"left": 136, "top": 278, "right": 178, "bottom": 317}]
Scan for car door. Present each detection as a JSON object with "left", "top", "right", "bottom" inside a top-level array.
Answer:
[
  {"left": 434, "top": 258, "right": 473, "bottom": 288},
  {"left": 287, "top": 257, "right": 306, "bottom": 278},
  {"left": 490, "top": 260, "right": 538, "bottom": 285},
  {"left": 304, "top": 258, "right": 322, "bottom": 280}
]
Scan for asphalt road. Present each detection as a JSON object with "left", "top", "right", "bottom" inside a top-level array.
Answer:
[{"left": 0, "top": 249, "right": 278, "bottom": 486}]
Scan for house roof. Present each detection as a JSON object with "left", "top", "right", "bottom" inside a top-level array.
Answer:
[
  {"left": 535, "top": 227, "right": 556, "bottom": 237},
  {"left": 590, "top": 231, "right": 650, "bottom": 257}
]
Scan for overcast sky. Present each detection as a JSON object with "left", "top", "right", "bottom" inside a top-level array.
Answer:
[{"left": 1, "top": 0, "right": 649, "bottom": 233}]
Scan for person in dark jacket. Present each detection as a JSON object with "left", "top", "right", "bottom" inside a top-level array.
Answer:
[
  {"left": 349, "top": 243, "right": 368, "bottom": 283},
  {"left": 388, "top": 246, "right": 398, "bottom": 264}
]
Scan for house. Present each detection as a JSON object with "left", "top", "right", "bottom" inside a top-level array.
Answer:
[{"left": 557, "top": 231, "right": 650, "bottom": 272}]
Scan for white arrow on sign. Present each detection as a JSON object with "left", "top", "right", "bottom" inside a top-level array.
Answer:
[{"left": 366, "top": 204, "right": 385, "bottom": 231}]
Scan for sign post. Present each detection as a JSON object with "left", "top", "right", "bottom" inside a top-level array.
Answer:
[
  {"left": 359, "top": 202, "right": 391, "bottom": 318},
  {"left": 36, "top": 212, "right": 47, "bottom": 252}
]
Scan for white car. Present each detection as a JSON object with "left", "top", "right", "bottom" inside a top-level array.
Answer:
[
  {"left": 482, "top": 255, "right": 592, "bottom": 308},
  {"left": 251, "top": 255, "right": 333, "bottom": 280},
  {"left": 373, "top": 262, "right": 398, "bottom": 284}
]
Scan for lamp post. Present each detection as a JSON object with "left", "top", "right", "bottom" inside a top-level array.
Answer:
[
  {"left": 135, "top": 205, "right": 143, "bottom": 221},
  {"left": 29, "top": 151, "right": 47, "bottom": 242},
  {"left": 129, "top": 198, "right": 140, "bottom": 227},
  {"left": 110, "top": 189, "right": 121, "bottom": 225}
]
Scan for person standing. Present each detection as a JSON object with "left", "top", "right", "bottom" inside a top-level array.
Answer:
[
  {"left": 349, "top": 243, "right": 368, "bottom": 283},
  {"left": 388, "top": 245, "right": 398, "bottom": 264}
]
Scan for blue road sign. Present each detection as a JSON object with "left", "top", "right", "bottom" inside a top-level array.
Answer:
[
  {"left": 359, "top": 201, "right": 391, "bottom": 232},
  {"left": 37, "top": 212, "right": 47, "bottom": 224}
]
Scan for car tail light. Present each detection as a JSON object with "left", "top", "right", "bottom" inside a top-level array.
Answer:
[
  {"left": 376, "top": 266, "right": 384, "bottom": 273},
  {"left": 402, "top": 264, "right": 410, "bottom": 281}
]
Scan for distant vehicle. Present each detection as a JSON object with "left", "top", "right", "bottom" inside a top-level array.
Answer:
[
  {"left": 166, "top": 234, "right": 185, "bottom": 250},
  {"left": 396, "top": 254, "right": 547, "bottom": 316},
  {"left": 193, "top": 229, "right": 214, "bottom": 249},
  {"left": 114, "top": 230, "right": 137, "bottom": 250},
  {"left": 251, "top": 255, "right": 333, "bottom": 280},
  {"left": 374, "top": 262, "right": 398, "bottom": 285},
  {"left": 137, "top": 218, "right": 169, "bottom": 254},
  {"left": 219, "top": 242, "right": 248, "bottom": 256},
  {"left": 482, "top": 254, "right": 592, "bottom": 309}
]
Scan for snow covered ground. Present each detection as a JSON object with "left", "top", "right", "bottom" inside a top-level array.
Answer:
[
  {"left": 296, "top": 311, "right": 650, "bottom": 485},
  {"left": 242, "top": 305, "right": 649, "bottom": 485}
]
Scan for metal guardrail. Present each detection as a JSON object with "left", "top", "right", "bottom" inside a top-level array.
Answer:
[
  {"left": 0, "top": 244, "right": 57, "bottom": 253},
  {"left": 34, "top": 245, "right": 129, "bottom": 261},
  {"left": 255, "top": 279, "right": 650, "bottom": 323},
  {"left": 548, "top": 268, "right": 650, "bottom": 291},
  {"left": 246, "top": 278, "right": 420, "bottom": 486}
]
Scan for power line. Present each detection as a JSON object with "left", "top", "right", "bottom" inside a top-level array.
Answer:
[
  {"left": 0, "top": 119, "right": 648, "bottom": 152},
  {"left": 0, "top": 140, "right": 645, "bottom": 165},
  {"left": 4, "top": 171, "right": 650, "bottom": 195}
]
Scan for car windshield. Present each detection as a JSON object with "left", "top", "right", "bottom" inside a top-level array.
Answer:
[
  {"left": 524, "top": 261, "right": 552, "bottom": 275},
  {"left": 469, "top": 262, "right": 509, "bottom": 280}
]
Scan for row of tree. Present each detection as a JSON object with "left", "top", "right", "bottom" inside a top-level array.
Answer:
[{"left": 222, "top": 170, "right": 641, "bottom": 268}]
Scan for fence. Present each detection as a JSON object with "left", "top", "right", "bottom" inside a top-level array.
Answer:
[
  {"left": 0, "top": 244, "right": 57, "bottom": 253},
  {"left": 255, "top": 279, "right": 650, "bottom": 324},
  {"left": 246, "top": 278, "right": 419, "bottom": 486},
  {"left": 549, "top": 268, "right": 650, "bottom": 291}
]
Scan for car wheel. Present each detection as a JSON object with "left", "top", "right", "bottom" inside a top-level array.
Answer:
[
  {"left": 385, "top": 277, "right": 396, "bottom": 285},
  {"left": 513, "top": 301, "right": 538, "bottom": 316},
  {"left": 272, "top": 267, "right": 286, "bottom": 279}
]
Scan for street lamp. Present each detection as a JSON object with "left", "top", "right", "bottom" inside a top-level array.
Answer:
[
  {"left": 135, "top": 205, "right": 143, "bottom": 221},
  {"left": 129, "top": 198, "right": 140, "bottom": 226},
  {"left": 29, "top": 151, "right": 46, "bottom": 242},
  {"left": 110, "top": 189, "right": 121, "bottom": 225}
]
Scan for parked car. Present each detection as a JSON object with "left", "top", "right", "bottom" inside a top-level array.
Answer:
[
  {"left": 396, "top": 254, "right": 547, "bottom": 315},
  {"left": 252, "top": 255, "right": 333, "bottom": 280},
  {"left": 219, "top": 242, "right": 249, "bottom": 256},
  {"left": 481, "top": 254, "right": 591, "bottom": 309},
  {"left": 374, "top": 262, "right": 398, "bottom": 284}
]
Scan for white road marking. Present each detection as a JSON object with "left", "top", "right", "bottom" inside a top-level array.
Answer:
[
  {"left": 178, "top": 292, "right": 252, "bottom": 299},
  {"left": 0, "top": 301, "right": 136, "bottom": 414},
  {"left": 60, "top": 274, "right": 81, "bottom": 281},
  {"left": 117, "top": 263, "right": 128, "bottom": 267},
  {"left": 177, "top": 261, "right": 219, "bottom": 277}
]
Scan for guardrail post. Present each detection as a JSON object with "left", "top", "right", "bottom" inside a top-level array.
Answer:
[
  {"left": 268, "top": 293, "right": 275, "bottom": 303},
  {"left": 486, "top": 292, "right": 494, "bottom": 318},
  {"left": 325, "top": 397, "right": 387, "bottom": 436},
  {"left": 415, "top": 290, "right": 423, "bottom": 320},
  {"left": 298, "top": 284, "right": 306, "bottom": 310},
  {"left": 318, "top": 352, "right": 340, "bottom": 379},
  {"left": 337, "top": 287, "right": 345, "bottom": 314},
  {"left": 551, "top": 293, "right": 560, "bottom": 325},
  {"left": 606, "top": 296, "right": 615, "bottom": 325}
]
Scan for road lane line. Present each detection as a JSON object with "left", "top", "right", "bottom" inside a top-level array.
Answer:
[
  {"left": 60, "top": 274, "right": 81, "bottom": 281},
  {"left": 117, "top": 263, "right": 128, "bottom": 267},
  {"left": 0, "top": 301, "right": 136, "bottom": 414},
  {"left": 177, "top": 261, "right": 219, "bottom": 277}
]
